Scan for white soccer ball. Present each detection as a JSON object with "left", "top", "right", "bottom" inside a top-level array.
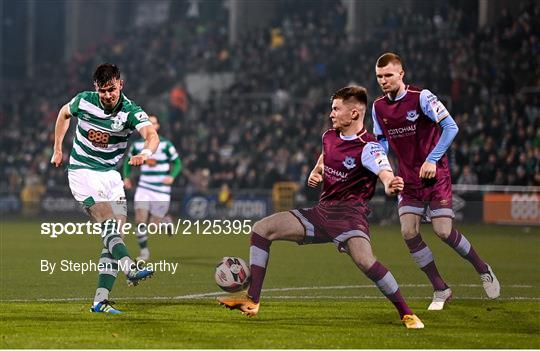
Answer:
[{"left": 215, "top": 257, "right": 251, "bottom": 293}]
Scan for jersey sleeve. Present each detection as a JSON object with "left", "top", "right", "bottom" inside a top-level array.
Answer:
[
  {"left": 67, "top": 93, "right": 84, "bottom": 117},
  {"left": 426, "top": 116, "right": 459, "bottom": 163},
  {"left": 123, "top": 143, "right": 138, "bottom": 178},
  {"left": 371, "top": 104, "right": 384, "bottom": 137},
  {"left": 371, "top": 104, "right": 389, "bottom": 153},
  {"left": 126, "top": 106, "right": 152, "bottom": 131},
  {"left": 168, "top": 141, "right": 179, "bottom": 161},
  {"left": 419, "top": 89, "right": 450, "bottom": 123},
  {"left": 361, "top": 142, "right": 392, "bottom": 175}
]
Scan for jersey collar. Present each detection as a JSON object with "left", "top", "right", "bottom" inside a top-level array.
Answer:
[
  {"left": 100, "top": 93, "right": 125, "bottom": 115},
  {"left": 387, "top": 85, "right": 408, "bottom": 101},
  {"left": 339, "top": 128, "right": 367, "bottom": 141}
]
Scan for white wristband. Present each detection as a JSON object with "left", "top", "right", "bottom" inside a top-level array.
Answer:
[{"left": 140, "top": 149, "right": 153, "bottom": 157}]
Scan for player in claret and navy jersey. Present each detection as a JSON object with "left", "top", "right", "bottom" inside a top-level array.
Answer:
[
  {"left": 218, "top": 86, "right": 424, "bottom": 329},
  {"left": 372, "top": 52, "right": 500, "bottom": 310}
]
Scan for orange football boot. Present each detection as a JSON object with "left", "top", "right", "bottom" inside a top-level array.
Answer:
[
  {"left": 218, "top": 293, "right": 260, "bottom": 317},
  {"left": 402, "top": 314, "right": 425, "bottom": 329}
]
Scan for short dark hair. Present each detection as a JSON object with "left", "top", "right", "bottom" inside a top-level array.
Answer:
[
  {"left": 93, "top": 63, "right": 121, "bottom": 86},
  {"left": 148, "top": 114, "right": 159, "bottom": 122},
  {"left": 376, "top": 52, "right": 403, "bottom": 68},
  {"left": 331, "top": 86, "right": 368, "bottom": 106}
]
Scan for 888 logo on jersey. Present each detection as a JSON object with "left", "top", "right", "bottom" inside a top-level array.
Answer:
[{"left": 87, "top": 129, "right": 111, "bottom": 148}]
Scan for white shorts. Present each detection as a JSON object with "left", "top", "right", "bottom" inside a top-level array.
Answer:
[
  {"left": 68, "top": 168, "right": 126, "bottom": 215},
  {"left": 134, "top": 186, "right": 170, "bottom": 218}
]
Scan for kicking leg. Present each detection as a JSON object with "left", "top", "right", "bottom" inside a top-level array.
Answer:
[
  {"left": 248, "top": 211, "right": 304, "bottom": 302},
  {"left": 88, "top": 203, "right": 126, "bottom": 313},
  {"left": 90, "top": 248, "right": 121, "bottom": 314},
  {"left": 89, "top": 202, "right": 154, "bottom": 287},
  {"left": 218, "top": 211, "right": 305, "bottom": 316}
]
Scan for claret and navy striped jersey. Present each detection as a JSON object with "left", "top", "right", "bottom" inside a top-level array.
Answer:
[
  {"left": 372, "top": 85, "right": 451, "bottom": 189},
  {"left": 320, "top": 128, "right": 392, "bottom": 204}
]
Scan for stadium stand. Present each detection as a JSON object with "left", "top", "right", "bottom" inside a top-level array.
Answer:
[{"left": 0, "top": 1, "right": 538, "bottom": 197}]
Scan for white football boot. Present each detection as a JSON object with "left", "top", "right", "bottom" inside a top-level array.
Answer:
[
  {"left": 480, "top": 265, "right": 500, "bottom": 299},
  {"left": 428, "top": 287, "right": 452, "bottom": 310}
]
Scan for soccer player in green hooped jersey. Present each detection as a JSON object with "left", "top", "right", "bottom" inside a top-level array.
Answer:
[
  {"left": 123, "top": 114, "right": 182, "bottom": 261},
  {"left": 51, "top": 63, "right": 160, "bottom": 314}
]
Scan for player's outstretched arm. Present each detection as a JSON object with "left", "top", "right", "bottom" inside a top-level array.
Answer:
[
  {"left": 128, "top": 125, "right": 160, "bottom": 166},
  {"left": 51, "top": 104, "right": 72, "bottom": 167},
  {"left": 308, "top": 153, "right": 324, "bottom": 187},
  {"left": 379, "top": 170, "right": 404, "bottom": 196}
]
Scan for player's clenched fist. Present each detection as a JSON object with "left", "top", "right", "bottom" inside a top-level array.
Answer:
[
  {"left": 387, "top": 176, "right": 404, "bottom": 195},
  {"left": 419, "top": 161, "right": 436, "bottom": 179},
  {"left": 128, "top": 154, "right": 148, "bottom": 166},
  {"left": 51, "top": 150, "right": 63, "bottom": 167},
  {"left": 308, "top": 172, "right": 323, "bottom": 187}
]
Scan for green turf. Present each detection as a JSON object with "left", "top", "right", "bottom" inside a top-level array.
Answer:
[{"left": 1, "top": 220, "right": 539, "bottom": 348}]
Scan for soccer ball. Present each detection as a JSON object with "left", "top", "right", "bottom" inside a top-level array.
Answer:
[{"left": 215, "top": 257, "right": 251, "bottom": 292}]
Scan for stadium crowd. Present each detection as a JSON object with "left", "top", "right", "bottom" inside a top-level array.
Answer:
[{"left": 0, "top": 1, "right": 538, "bottom": 198}]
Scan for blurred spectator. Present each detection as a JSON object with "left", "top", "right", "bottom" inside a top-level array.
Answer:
[
  {"left": 169, "top": 83, "right": 189, "bottom": 121},
  {"left": 217, "top": 183, "right": 233, "bottom": 215},
  {"left": 457, "top": 165, "right": 479, "bottom": 186},
  {"left": 20, "top": 172, "right": 45, "bottom": 215},
  {"left": 0, "top": 1, "right": 538, "bottom": 196}
]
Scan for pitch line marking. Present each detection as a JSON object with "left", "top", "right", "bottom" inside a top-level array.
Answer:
[
  {"left": 0, "top": 284, "right": 535, "bottom": 302},
  {"left": 1, "top": 295, "right": 539, "bottom": 302},
  {"left": 257, "top": 296, "right": 540, "bottom": 301}
]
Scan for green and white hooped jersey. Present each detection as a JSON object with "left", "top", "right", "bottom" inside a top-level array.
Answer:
[
  {"left": 67, "top": 91, "right": 151, "bottom": 171},
  {"left": 128, "top": 137, "right": 179, "bottom": 194}
]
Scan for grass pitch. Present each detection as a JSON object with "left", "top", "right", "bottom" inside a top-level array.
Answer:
[{"left": 1, "top": 220, "right": 539, "bottom": 348}]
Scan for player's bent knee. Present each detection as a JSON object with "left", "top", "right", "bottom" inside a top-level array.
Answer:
[
  {"left": 253, "top": 212, "right": 304, "bottom": 242},
  {"left": 88, "top": 202, "right": 115, "bottom": 223},
  {"left": 252, "top": 218, "right": 281, "bottom": 240},
  {"left": 116, "top": 215, "right": 127, "bottom": 224},
  {"left": 432, "top": 217, "right": 453, "bottom": 239},
  {"left": 252, "top": 219, "right": 269, "bottom": 237},
  {"left": 135, "top": 211, "right": 149, "bottom": 225},
  {"left": 400, "top": 227, "right": 418, "bottom": 239},
  {"left": 149, "top": 216, "right": 163, "bottom": 225},
  {"left": 433, "top": 228, "right": 451, "bottom": 239},
  {"left": 346, "top": 237, "right": 376, "bottom": 272},
  {"left": 253, "top": 212, "right": 284, "bottom": 235},
  {"left": 356, "top": 256, "right": 377, "bottom": 273},
  {"left": 253, "top": 219, "right": 284, "bottom": 241}
]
